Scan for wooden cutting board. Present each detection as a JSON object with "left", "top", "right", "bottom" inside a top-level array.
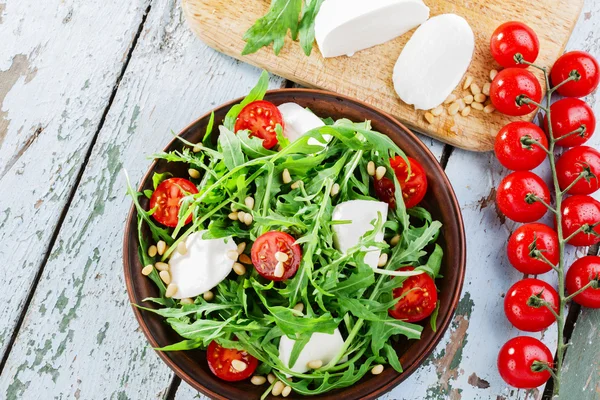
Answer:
[{"left": 182, "top": 0, "right": 584, "bottom": 151}]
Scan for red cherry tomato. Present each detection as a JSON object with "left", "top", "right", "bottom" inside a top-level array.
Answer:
[
  {"left": 374, "top": 177, "right": 397, "bottom": 209},
  {"left": 566, "top": 256, "right": 600, "bottom": 308},
  {"left": 507, "top": 223, "right": 559, "bottom": 275},
  {"left": 494, "top": 121, "right": 548, "bottom": 171},
  {"left": 560, "top": 195, "right": 600, "bottom": 247},
  {"left": 388, "top": 267, "right": 437, "bottom": 323},
  {"left": 206, "top": 341, "right": 258, "bottom": 382},
  {"left": 234, "top": 100, "right": 284, "bottom": 149},
  {"left": 251, "top": 231, "right": 302, "bottom": 281},
  {"left": 490, "top": 22, "right": 539, "bottom": 68},
  {"left": 543, "top": 98, "right": 595, "bottom": 147},
  {"left": 504, "top": 279, "right": 558, "bottom": 332},
  {"left": 149, "top": 178, "right": 199, "bottom": 227},
  {"left": 490, "top": 68, "right": 543, "bottom": 116},
  {"left": 556, "top": 146, "right": 600, "bottom": 195},
  {"left": 498, "top": 337, "right": 553, "bottom": 389},
  {"left": 551, "top": 51, "right": 600, "bottom": 98},
  {"left": 374, "top": 157, "right": 428, "bottom": 209},
  {"left": 496, "top": 171, "right": 550, "bottom": 223}
]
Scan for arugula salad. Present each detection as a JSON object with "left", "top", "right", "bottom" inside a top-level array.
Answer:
[{"left": 127, "top": 71, "right": 444, "bottom": 398}]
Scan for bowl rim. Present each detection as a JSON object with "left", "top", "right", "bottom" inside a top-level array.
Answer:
[{"left": 123, "top": 87, "right": 466, "bottom": 400}]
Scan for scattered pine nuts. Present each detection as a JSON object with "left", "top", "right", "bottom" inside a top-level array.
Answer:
[
  {"left": 367, "top": 161, "right": 376, "bottom": 176},
  {"left": 245, "top": 196, "right": 255, "bottom": 210},
  {"left": 237, "top": 242, "right": 246, "bottom": 255},
  {"left": 239, "top": 254, "right": 252, "bottom": 264},
  {"left": 484, "top": 104, "right": 496, "bottom": 114},
  {"left": 390, "top": 234, "right": 401, "bottom": 247},
  {"left": 474, "top": 93, "right": 487, "bottom": 103},
  {"left": 180, "top": 298, "right": 194, "bottom": 305},
  {"left": 377, "top": 253, "right": 388, "bottom": 267},
  {"left": 490, "top": 69, "right": 498, "bottom": 80},
  {"left": 307, "top": 359, "right": 323, "bottom": 369},
  {"left": 375, "top": 166, "right": 386, "bottom": 180},
  {"left": 463, "top": 95, "right": 474, "bottom": 105},
  {"left": 371, "top": 364, "right": 384, "bottom": 375},
  {"left": 293, "top": 303, "right": 304, "bottom": 313},
  {"left": 273, "top": 261, "right": 285, "bottom": 278},
  {"left": 456, "top": 99, "right": 466, "bottom": 112},
  {"left": 251, "top": 375, "right": 267, "bottom": 385},
  {"left": 291, "top": 180, "right": 302, "bottom": 190},
  {"left": 471, "top": 102, "right": 484, "bottom": 111},
  {"left": 157, "top": 240, "right": 167, "bottom": 256},
  {"left": 443, "top": 93, "right": 457, "bottom": 104},
  {"left": 282, "top": 386, "right": 292, "bottom": 397},
  {"left": 165, "top": 283, "right": 178, "bottom": 298},
  {"left": 267, "top": 373, "right": 276, "bottom": 384},
  {"left": 233, "top": 262, "right": 246, "bottom": 276},
  {"left": 142, "top": 265, "right": 154, "bottom": 276},
  {"left": 431, "top": 105, "right": 443, "bottom": 117},
  {"left": 461, "top": 106, "right": 472, "bottom": 117},
  {"left": 275, "top": 251, "right": 289, "bottom": 262},
  {"left": 226, "top": 250, "right": 239, "bottom": 261},
  {"left": 177, "top": 241, "right": 187, "bottom": 255},
  {"left": 470, "top": 83, "right": 481, "bottom": 96},
  {"left": 448, "top": 102, "right": 460, "bottom": 116},
  {"left": 193, "top": 144, "right": 202, "bottom": 153},
  {"left": 424, "top": 112, "right": 435, "bottom": 125},
  {"left": 330, "top": 183, "right": 340, "bottom": 197},
  {"left": 272, "top": 381, "right": 285, "bottom": 396},
  {"left": 243, "top": 213, "right": 253, "bottom": 226},
  {"left": 155, "top": 262, "right": 169, "bottom": 272},
  {"left": 228, "top": 212, "right": 239, "bottom": 221},
  {"left": 203, "top": 291, "right": 214, "bottom": 301},
  {"left": 188, "top": 169, "right": 201, "bottom": 179},
  {"left": 482, "top": 82, "right": 491, "bottom": 96},
  {"left": 463, "top": 75, "right": 474, "bottom": 90},
  {"left": 148, "top": 245, "right": 157, "bottom": 258},
  {"left": 231, "top": 359, "right": 248, "bottom": 372},
  {"left": 159, "top": 270, "right": 171, "bottom": 285},
  {"left": 282, "top": 168, "right": 292, "bottom": 184}
]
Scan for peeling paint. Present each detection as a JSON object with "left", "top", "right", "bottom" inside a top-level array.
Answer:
[
  {"left": 96, "top": 322, "right": 109, "bottom": 345},
  {"left": 0, "top": 3, "right": 5, "bottom": 24},
  {"left": 468, "top": 372, "right": 491, "bottom": 389}
]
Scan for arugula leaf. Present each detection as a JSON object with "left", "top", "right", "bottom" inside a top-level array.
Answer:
[
  {"left": 298, "top": 0, "right": 324, "bottom": 55},
  {"left": 223, "top": 70, "right": 270, "bottom": 130},
  {"left": 152, "top": 172, "right": 172, "bottom": 190},
  {"left": 218, "top": 126, "right": 244, "bottom": 171}
]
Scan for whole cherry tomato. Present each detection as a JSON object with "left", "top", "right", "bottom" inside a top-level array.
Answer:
[
  {"left": 507, "top": 223, "right": 559, "bottom": 275},
  {"left": 490, "top": 68, "right": 543, "bottom": 116},
  {"left": 496, "top": 171, "right": 551, "bottom": 223},
  {"left": 544, "top": 98, "right": 595, "bottom": 147},
  {"left": 490, "top": 22, "right": 539, "bottom": 68},
  {"left": 556, "top": 146, "right": 600, "bottom": 195},
  {"left": 560, "top": 195, "right": 600, "bottom": 247},
  {"left": 566, "top": 256, "right": 600, "bottom": 308},
  {"left": 498, "top": 336, "right": 553, "bottom": 389},
  {"left": 388, "top": 267, "right": 437, "bottom": 323},
  {"left": 149, "top": 178, "right": 199, "bottom": 227},
  {"left": 251, "top": 231, "right": 302, "bottom": 281},
  {"left": 551, "top": 51, "right": 600, "bottom": 98},
  {"left": 234, "top": 100, "right": 284, "bottom": 149},
  {"left": 206, "top": 341, "right": 258, "bottom": 381},
  {"left": 504, "top": 279, "right": 558, "bottom": 332},
  {"left": 494, "top": 121, "right": 548, "bottom": 171}
]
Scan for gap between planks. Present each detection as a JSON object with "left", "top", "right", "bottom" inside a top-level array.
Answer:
[{"left": 0, "top": 3, "right": 153, "bottom": 376}]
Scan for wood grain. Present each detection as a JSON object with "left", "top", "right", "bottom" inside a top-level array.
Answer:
[{"left": 182, "top": 0, "right": 584, "bottom": 151}]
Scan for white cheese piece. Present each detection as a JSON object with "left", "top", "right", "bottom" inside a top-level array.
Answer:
[
  {"left": 168, "top": 231, "right": 237, "bottom": 299},
  {"left": 393, "top": 13, "right": 475, "bottom": 110},
  {"left": 277, "top": 102, "right": 327, "bottom": 146},
  {"left": 315, "top": 0, "right": 430, "bottom": 58},
  {"left": 279, "top": 329, "right": 348, "bottom": 374},
  {"left": 332, "top": 200, "right": 388, "bottom": 269}
]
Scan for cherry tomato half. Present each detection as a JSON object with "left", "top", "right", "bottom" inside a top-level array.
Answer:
[
  {"left": 388, "top": 267, "right": 438, "bottom": 323},
  {"left": 251, "top": 231, "right": 302, "bottom": 281},
  {"left": 498, "top": 336, "right": 553, "bottom": 389},
  {"left": 560, "top": 195, "right": 600, "bottom": 247},
  {"left": 551, "top": 51, "right": 600, "bottom": 98},
  {"left": 494, "top": 121, "right": 548, "bottom": 171},
  {"left": 544, "top": 98, "right": 596, "bottom": 147},
  {"left": 149, "top": 178, "right": 199, "bottom": 227},
  {"left": 490, "top": 22, "right": 539, "bottom": 68},
  {"left": 504, "top": 279, "right": 558, "bottom": 332},
  {"left": 374, "top": 177, "right": 397, "bottom": 209},
  {"left": 507, "top": 223, "right": 559, "bottom": 275},
  {"left": 496, "top": 171, "right": 550, "bottom": 223},
  {"left": 234, "top": 100, "right": 284, "bottom": 149},
  {"left": 206, "top": 341, "right": 258, "bottom": 382},
  {"left": 374, "top": 157, "right": 428, "bottom": 209},
  {"left": 566, "top": 256, "right": 600, "bottom": 308},
  {"left": 556, "top": 146, "right": 600, "bottom": 195},
  {"left": 490, "top": 68, "right": 542, "bottom": 116}
]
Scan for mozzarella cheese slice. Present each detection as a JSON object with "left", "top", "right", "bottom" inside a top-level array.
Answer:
[
  {"left": 277, "top": 102, "right": 330, "bottom": 148},
  {"left": 279, "top": 329, "right": 348, "bottom": 374},
  {"left": 315, "top": 0, "right": 430, "bottom": 58},
  {"left": 393, "top": 13, "right": 475, "bottom": 110},
  {"left": 168, "top": 231, "right": 237, "bottom": 299},
  {"left": 332, "top": 200, "right": 389, "bottom": 269}
]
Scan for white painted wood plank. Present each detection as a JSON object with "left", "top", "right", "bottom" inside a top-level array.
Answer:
[
  {"left": 0, "top": 0, "right": 285, "bottom": 399},
  {"left": 0, "top": 0, "right": 152, "bottom": 357}
]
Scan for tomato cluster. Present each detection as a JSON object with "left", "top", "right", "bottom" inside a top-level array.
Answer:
[{"left": 490, "top": 22, "right": 600, "bottom": 390}]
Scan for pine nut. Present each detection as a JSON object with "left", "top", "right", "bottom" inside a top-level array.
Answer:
[
  {"left": 293, "top": 303, "right": 304, "bottom": 313},
  {"left": 155, "top": 262, "right": 169, "bottom": 272},
  {"left": 251, "top": 375, "right": 267, "bottom": 385},
  {"left": 273, "top": 261, "right": 285, "bottom": 278},
  {"left": 482, "top": 82, "right": 491, "bottom": 96},
  {"left": 231, "top": 203, "right": 238, "bottom": 212},
  {"left": 282, "top": 386, "right": 292, "bottom": 397},
  {"left": 193, "top": 144, "right": 202, "bottom": 153},
  {"left": 377, "top": 253, "right": 388, "bottom": 267},
  {"left": 267, "top": 373, "right": 276, "bottom": 384},
  {"left": 203, "top": 291, "right": 214, "bottom": 301},
  {"left": 330, "top": 183, "right": 340, "bottom": 197},
  {"left": 291, "top": 180, "right": 302, "bottom": 190},
  {"left": 243, "top": 213, "right": 253, "bottom": 225},
  {"left": 371, "top": 364, "right": 384, "bottom": 375},
  {"left": 245, "top": 196, "right": 255, "bottom": 210},
  {"left": 231, "top": 359, "right": 248, "bottom": 372},
  {"left": 275, "top": 251, "right": 289, "bottom": 262},
  {"left": 474, "top": 93, "right": 487, "bottom": 103},
  {"left": 307, "top": 359, "right": 323, "bottom": 369},
  {"left": 448, "top": 102, "right": 460, "bottom": 116},
  {"left": 456, "top": 99, "right": 466, "bottom": 111},
  {"left": 390, "top": 234, "right": 401, "bottom": 247},
  {"left": 228, "top": 212, "right": 238, "bottom": 221},
  {"left": 165, "top": 284, "right": 178, "bottom": 298},
  {"left": 431, "top": 105, "right": 443, "bottom": 117},
  {"left": 471, "top": 102, "right": 484, "bottom": 111},
  {"left": 490, "top": 69, "right": 498, "bottom": 80},
  {"left": 237, "top": 211, "right": 246, "bottom": 221},
  {"left": 157, "top": 241, "right": 167, "bottom": 256},
  {"left": 177, "top": 241, "right": 187, "bottom": 255},
  {"left": 463, "top": 75, "right": 474, "bottom": 90},
  {"left": 461, "top": 106, "right": 472, "bottom": 117},
  {"left": 148, "top": 245, "right": 157, "bottom": 258},
  {"left": 237, "top": 242, "right": 246, "bottom": 255},
  {"left": 470, "top": 83, "right": 481, "bottom": 96},
  {"left": 142, "top": 265, "right": 154, "bottom": 276},
  {"left": 159, "top": 270, "right": 171, "bottom": 284},
  {"left": 484, "top": 104, "right": 496, "bottom": 114},
  {"left": 272, "top": 381, "right": 285, "bottom": 396},
  {"left": 226, "top": 250, "right": 239, "bottom": 261},
  {"left": 463, "top": 95, "right": 474, "bottom": 105},
  {"left": 233, "top": 262, "right": 246, "bottom": 275},
  {"left": 424, "top": 112, "right": 435, "bottom": 125},
  {"left": 239, "top": 253, "right": 252, "bottom": 264},
  {"left": 443, "top": 94, "right": 456, "bottom": 104},
  {"left": 188, "top": 169, "right": 200, "bottom": 179},
  {"left": 375, "top": 166, "right": 386, "bottom": 180},
  {"left": 367, "top": 161, "right": 376, "bottom": 176},
  {"left": 282, "top": 168, "right": 292, "bottom": 184},
  {"left": 180, "top": 297, "right": 194, "bottom": 305}
]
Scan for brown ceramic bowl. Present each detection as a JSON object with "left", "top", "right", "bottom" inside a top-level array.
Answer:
[{"left": 123, "top": 89, "right": 466, "bottom": 400}]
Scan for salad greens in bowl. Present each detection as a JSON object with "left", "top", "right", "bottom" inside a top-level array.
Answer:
[{"left": 123, "top": 72, "right": 466, "bottom": 399}]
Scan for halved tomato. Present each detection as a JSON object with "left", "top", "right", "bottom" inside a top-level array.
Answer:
[
  {"left": 234, "top": 100, "right": 283, "bottom": 149},
  {"left": 149, "top": 178, "right": 198, "bottom": 227},
  {"left": 251, "top": 231, "right": 302, "bottom": 281},
  {"left": 206, "top": 341, "right": 258, "bottom": 382},
  {"left": 389, "top": 266, "right": 437, "bottom": 322}
]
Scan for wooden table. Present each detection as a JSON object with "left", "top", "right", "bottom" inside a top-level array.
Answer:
[{"left": 0, "top": 1, "right": 598, "bottom": 399}]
